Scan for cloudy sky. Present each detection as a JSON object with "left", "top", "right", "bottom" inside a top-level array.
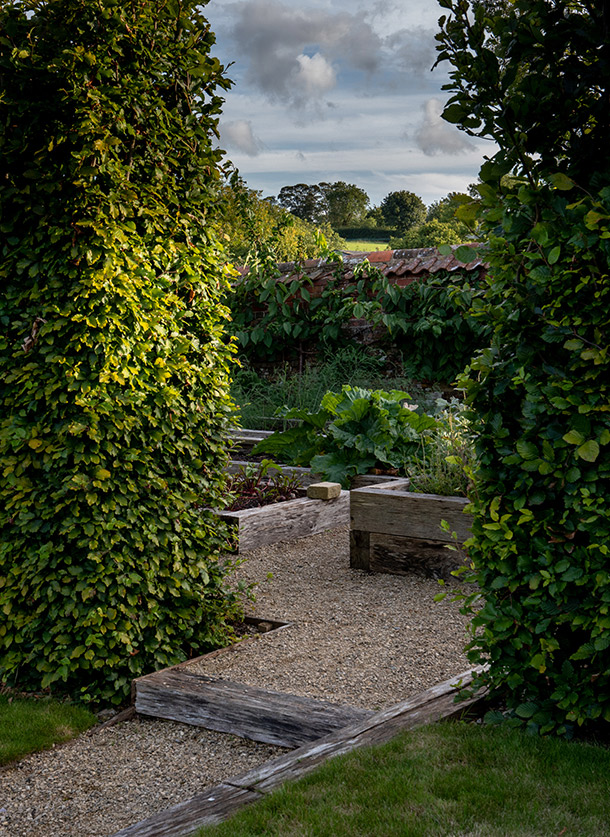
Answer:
[{"left": 205, "top": 0, "right": 493, "bottom": 209}]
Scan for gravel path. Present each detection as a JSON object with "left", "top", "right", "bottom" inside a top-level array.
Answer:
[
  {"left": 0, "top": 720, "right": 283, "bottom": 837},
  {"left": 0, "top": 526, "right": 471, "bottom": 837},
  {"left": 188, "top": 526, "right": 470, "bottom": 710}
]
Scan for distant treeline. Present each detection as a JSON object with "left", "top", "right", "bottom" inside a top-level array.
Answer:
[{"left": 336, "top": 226, "right": 395, "bottom": 241}]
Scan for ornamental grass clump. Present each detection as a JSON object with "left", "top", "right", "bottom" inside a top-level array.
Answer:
[{"left": 0, "top": 0, "right": 241, "bottom": 704}]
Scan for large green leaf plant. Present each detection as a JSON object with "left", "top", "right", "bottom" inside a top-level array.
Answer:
[{"left": 254, "top": 386, "right": 437, "bottom": 488}]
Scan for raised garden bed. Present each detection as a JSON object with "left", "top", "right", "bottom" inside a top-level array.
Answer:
[
  {"left": 218, "top": 486, "right": 350, "bottom": 553},
  {"left": 227, "top": 428, "right": 408, "bottom": 490},
  {"left": 221, "top": 431, "right": 401, "bottom": 552},
  {"left": 350, "top": 478, "right": 471, "bottom": 578}
]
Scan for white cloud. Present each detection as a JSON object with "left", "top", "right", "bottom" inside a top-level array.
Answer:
[
  {"left": 414, "top": 98, "right": 475, "bottom": 156},
  {"left": 293, "top": 53, "right": 337, "bottom": 98},
  {"left": 220, "top": 120, "right": 263, "bottom": 156},
  {"left": 205, "top": 3, "right": 492, "bottom": 208},
  {"left": 385, "top": 27, "right": 438, "bottom": 75},
  {"left": 224, "top": 0, "right": 382, "bottom": 107}
]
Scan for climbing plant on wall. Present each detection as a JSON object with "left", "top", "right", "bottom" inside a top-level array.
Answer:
[{"left": 227, "top": 254, "right": 489, "bottom": 381}]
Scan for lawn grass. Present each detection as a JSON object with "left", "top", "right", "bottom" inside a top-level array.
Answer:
[
  {"left": 197, "top": 722, "right": 610, "bottom": 837},
  {"left": 0, "top": 694, "right": 97, "bottom": 765}
]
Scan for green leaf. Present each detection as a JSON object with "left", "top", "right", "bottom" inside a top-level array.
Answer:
[
  {"left": 576, "top": 440, "right": 599, "bottom": 462},
  {"left": 454, "top": 245, "right": 478, "bottom": 263},
  {"left": 515, "top": 702, "right": 538, "bottom": 719},
  {"left": 549, "top": 173, "right": 575, "bottom": 191},
  {"left": 562, "top": 430, "right": 585, "bottom": 446},
  {"left": 441, "top": 103, "right": 465, "bottom": 123},
  {"left": 516, "top": 440, "right": 538, "bottom": 460}
]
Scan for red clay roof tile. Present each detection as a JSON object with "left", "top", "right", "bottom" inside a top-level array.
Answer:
[{"left": 235, "top": 246, "right": 487, "bottom": 286}]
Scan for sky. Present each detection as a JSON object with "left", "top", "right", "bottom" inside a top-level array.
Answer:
[{"left": 204, "top": 0, "right": 494, "bottom": 210}]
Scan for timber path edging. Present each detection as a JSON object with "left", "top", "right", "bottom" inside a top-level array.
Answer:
[{"left": 111, "top": 666, "right": 486, "bottom": 837}]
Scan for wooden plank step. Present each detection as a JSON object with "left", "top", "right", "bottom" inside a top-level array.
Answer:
[
  {"left": 134, "top": 669, "right": 374, "bottom": 749},
  {"left": 111, "top": 783, "right": 263, "bottom": 837},
  {"left": 114, "top": 667, "right": 486, "bottom": 837}
]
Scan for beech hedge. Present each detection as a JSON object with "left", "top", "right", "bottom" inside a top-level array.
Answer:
[
  {"left": 0, "top": 0, "right": 241, "bottom": 703},
  {"left": 437, "top": 0, "right": 610, "bottom": 735}
]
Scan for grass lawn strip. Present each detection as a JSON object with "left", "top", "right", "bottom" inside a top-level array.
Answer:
[
  {"left": 0, "top": 695, "right": 97, "bottom": 766},
  {"left": 197, "top": 722, "right": 610, "bottom": 837}
]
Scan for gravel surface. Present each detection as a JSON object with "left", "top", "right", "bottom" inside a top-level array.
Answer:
[
  {"left": 189, "top": 526, "right": 471, "bottom": 710},
  {"left": 0, "top": 526, "right": 471, "bottom": 837},
  {"left": 0, "top": 719, "right": 283, "bottom": 837}
]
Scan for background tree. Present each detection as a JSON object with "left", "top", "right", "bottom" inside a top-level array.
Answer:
[
  {"left": 380, "top": 190, "right": 426, "bottom": 233},
  {"left": 0, "top": 0, "right": 242, "bottom": 704},
  {"left": 365, "top": 206, "right": 385, "bottom": 228},
  {"left": 390, "top": 218, "right": 465, "bottom": 249},
  {"left": 321, "top": 181, "right": 370, "bottom": 228},
  {"left": 222, "top": 176, "right": 345, "bottom": 262},
  {"left": 427, "top": 192, "right": 471, "bottom": 224},
  {"left": 437, "top": 0, "right": 610, "bottom": 735},
  {"left": 277, "top": 183, "right": 327, "bottom": 223},
  {"left": 390, "top": 192, "right": 475, "bottom": 248}
]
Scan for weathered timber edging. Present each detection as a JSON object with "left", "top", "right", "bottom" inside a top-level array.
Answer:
[
  {"left": 350, "top": 478, "right": 471, "bottom": 576},
  {"left": 112, "top": 666, "right": 486, "bottom": 837},
  {"left": 135, "top": 668, "right": 373, "bottom": 748},
  {"left": 217, "top": 490, "right": 350, "bottom": 552},
  {"left": 227, "top": 459, "right": 318, "bottom": 484},
  {"left": 227, "top": 459, "right": 403, "bottom": 490},
  {"left": 228, "top": 429, "right": 274, "bottom": 444}
]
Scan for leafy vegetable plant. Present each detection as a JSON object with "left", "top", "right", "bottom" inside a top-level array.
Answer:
[
  {"left": 224, "top": 460, "right": 304, "bottom": 512},
  {"left": 253, "top": 386, "right": 438, "bottom": 488}
]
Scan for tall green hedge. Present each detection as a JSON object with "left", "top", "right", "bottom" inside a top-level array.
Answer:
[
  {"left": 437, "top": 0, "right": 610, "bottom": 735},
  {"left": 0, "top": 0, "right": 241, "bottom": 703}
]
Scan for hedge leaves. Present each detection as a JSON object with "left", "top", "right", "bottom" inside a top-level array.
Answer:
[{"left": 0, "top": 0, "right": 240, "bottom": 703}]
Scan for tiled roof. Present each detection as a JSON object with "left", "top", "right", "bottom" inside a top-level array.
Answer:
[{"left": 236, "top": 246, "right": 487, "bottom": 284}]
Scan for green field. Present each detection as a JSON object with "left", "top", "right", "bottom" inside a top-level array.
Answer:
[{"left": 341, "top": 240, "right": 390, "bottom": 251}]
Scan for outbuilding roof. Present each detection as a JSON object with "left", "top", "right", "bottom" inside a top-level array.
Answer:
[{"left": 236, "top": 246, "right": 487, "bottom": 285}]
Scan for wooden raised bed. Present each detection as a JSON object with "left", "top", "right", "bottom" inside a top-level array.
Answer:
[
  {"left": 227, "top": 460, "right": 404, "bottom": 490},
  {"left": 350, "top": 478, "right": 471, "bottom": 577},
  {"left": 226, "top": 429, "right": 406, "bottom": 490},
  {"left": 223, "top": 430, "right": 416, "bottom": 552},
  {"left": 217, "top": 488, "right": 350, "bottom": 553}
]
